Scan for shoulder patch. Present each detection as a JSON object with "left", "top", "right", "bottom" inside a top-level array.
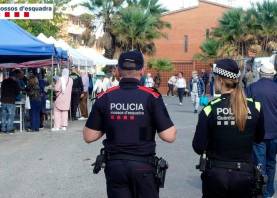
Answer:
[
  {"left": 255, "top": 101, "right": 261, "bottom": 112},
  {"left": 246, "top": 98, "right": 254, "bottom": 102},
  {"left": 97, "top": 86, "right": 120, "bottom": 99},
  {"left": 138, "top": 86, "right": 160, "bottom": 98},
  {"left": 203, "top": 105, "right": 212, "bottom": 116},
  {"left": 210, "top": 98, "right": 222, "bottom": 105}
]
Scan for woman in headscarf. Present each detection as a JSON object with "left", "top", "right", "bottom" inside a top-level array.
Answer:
[{"left": 52, "top": 68, "right": 73, "bottom": 131}]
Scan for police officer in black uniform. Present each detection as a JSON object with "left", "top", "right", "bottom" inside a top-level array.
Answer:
[
  {"left": 83, "top": 50, "right": 176, "bottom": 198},
  {"left": 192, "top": 59, "right": 265, "bottom": 198},
  {"left": 70, "top": 66, "right": 83, "bottom": 120}
]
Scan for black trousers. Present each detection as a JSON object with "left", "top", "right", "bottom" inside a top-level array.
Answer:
[
  {"left": 71, "top": 93, "right": 80, "bottom": 120},
  {"left": 167, "top": 83, "right": 174, "bottom": 96},
  {"left": 105, "top": 160, "right": 159, "bottom": 198},
  {"left": 177, "top": 88, "right": 185, "bottom": 103},
  {"left": 201, "top": 167, "right": 254, "bottom": 198}
]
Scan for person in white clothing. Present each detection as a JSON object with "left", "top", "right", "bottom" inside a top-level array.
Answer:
[
  {"left": 144, "top": 73, "right": 154, "bottom": 88},
  {"left": 175, "top": 72, "right": 186, "bottom": 105},
  {"left": 93, "top": 76, "right": 105, "bottom": 94},
  {"left": 103, "top": 76, "right": 110, "bottom": 91},
  {"left": 189, "top": 71, "right": 205, "bottom": 113},
  {"left": 167, "top": 75, "right": 177, "bottom": 96},
  {"left": 110, "top": 76, "right": 119, "bottom": 88}
]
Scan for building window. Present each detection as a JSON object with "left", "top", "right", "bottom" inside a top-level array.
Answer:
[
  {"left": 206, "top": 29, "right": 210, "bottom": 39},
  {"left": 184, "top": 35, "right": 188, "bottom": 52}
]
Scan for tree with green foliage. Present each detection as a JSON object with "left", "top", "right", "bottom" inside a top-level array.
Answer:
[
  {"left": 112, "top": 0, "right": 170, "bottom": 55},
  {"left": 112, "top": 6, "right": 160, "bottom": 53},
  {"left": 196, "top": 0, "right": 277, "bottom": 62},
  {"left": 194, "top": 39, "right": 221, "bottom": 62},
  {"left": 148, "top": 58, "right": 173, "bottom": 72},
  {"left": 83, "top": 0, "right": 124, "bottom": 59},
  {"left": 80, "top": 14, "right": 96, "bottom": 47},
  {"left": 83, "top": 0, "right": 170, "bottom": 58}
]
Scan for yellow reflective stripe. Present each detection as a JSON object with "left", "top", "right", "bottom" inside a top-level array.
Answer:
[
  {"left": 255, "top": 102, "right": 261, "bottom": 112},
  {"left": 211, "top": 98, "right": 221, "bottom": 105},
  {"left": 204, "top": 105, "right": 212, "bottom": 116},
  {"left": 246, "top": 98, "right": 254, "bottom": 102}
]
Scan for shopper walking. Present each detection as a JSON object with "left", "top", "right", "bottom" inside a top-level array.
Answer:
[
  {"left": 69, "top": 67, "right": 83, "bottom": 120},
  {"left": 190, "top": 71, "right": 205, "bottom": 113},
  {"left": 154, "top": 72, "right": 161, "bottom": 89},
  {"left": 26, "top": 75, "right": 41, "bottom": 132},
  {"left": 167, "top": 75, "right": 177, "bottom": 96},
  {"left": 79, "top": 70, "right": 89, "bottom": 120},
  {"left": 244, "top": 66, "right": 255, "bottom": 87},
  {"left": 200, "top": 69, "right": 209, "bottom": 93},
  {"left": 246, "top": 60, "right": 277, "bottom": 198},
  {"left": 109, "top": 76, "right": 119, "bottom": 88},
  {"left": 175, "top": 72, "right": 186, "bottom": 105},
  {"left": 52, "top": 68, "right": 73, "bottom": 131},
  {"left": 38, "top": 71, "right": 48, "bottom": 129},
  {"left": 93, "top": 76, "right": 105, "bottom": 95},
  {"left": 144, "top": 73, "right": 154, "bottom": 88},
  {"left": 1, "top": 72, "right": 20, "bottom": 133},
  {"left": 209, "top": 68, "right": 215, "bottom": 97},
  {"left": 88, "top": 73, "right": 94, "bottom": 99}
]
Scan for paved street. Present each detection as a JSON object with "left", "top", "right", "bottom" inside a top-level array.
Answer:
[{"left": 0, "top": 97, "right": 222, "bottom": 198}]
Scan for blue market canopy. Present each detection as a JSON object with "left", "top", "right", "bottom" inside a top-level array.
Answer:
[
  {"left": 56, "top": 47, "right": 68, "bottom": 61},
  {"left": 0, "top": 20, "right": 56, "bottom": 63}
]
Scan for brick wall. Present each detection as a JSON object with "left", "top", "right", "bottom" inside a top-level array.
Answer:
[
  {"left": 145, "top": 61, "right": 211, "bottom": 94},
  {"left": 149, "top": 1, "right": 229, "bottom": 61}
]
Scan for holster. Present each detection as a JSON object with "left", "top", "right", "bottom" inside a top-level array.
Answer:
[
  {"left": 252, "top": 164, "right": 267, "bottom": 197},
  {"left": 91, "top": 148, "right": 106, "bottom": 174},
  {"left": 154, "top": 157, "right": 168, "bottom": 188},
  {"left": 196, "top": 153, "right": 208, "bottom": 172}
]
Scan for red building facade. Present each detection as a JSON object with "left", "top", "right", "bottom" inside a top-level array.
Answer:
[
  {"left": 146, "top": 1, "right": 230, "bottom": 94},
  {"left": 151, "top": 0, "right": 230, "bottom": 61}
]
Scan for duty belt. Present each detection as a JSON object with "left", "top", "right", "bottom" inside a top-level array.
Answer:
[
  {"left": 208, "top": 160, "right": 253, "bottom": 172},
  {"left": 107, "top": 153, "right": 156, "bottom": 165}
]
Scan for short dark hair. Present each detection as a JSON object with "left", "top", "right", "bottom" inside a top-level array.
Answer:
[{"left": 118, "top": 68, "right": 141, "bottom": 78}]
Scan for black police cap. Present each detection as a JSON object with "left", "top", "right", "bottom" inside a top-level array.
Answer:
[
  {"left": 214, "top": 59, "right": 240, "bottom": 79},
  {"left": 118, "top": 50, "right": 144, "bottom": 70}
]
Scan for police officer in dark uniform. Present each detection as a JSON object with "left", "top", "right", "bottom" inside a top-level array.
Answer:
[
  {"left": 69, "top": 66, "right": 83, "bottom": 120},
  {"left": 83, "top": 50, "right": 176, "bottom": 198},
  {"left": 192, "top": 59, "right": 265, "bottom": 198}
]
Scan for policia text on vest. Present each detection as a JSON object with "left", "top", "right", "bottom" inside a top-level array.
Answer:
[{"left": 83, "top": 50, "right": 176, "bottom": 198}]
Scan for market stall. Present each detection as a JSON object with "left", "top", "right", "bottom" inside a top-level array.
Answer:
[{"left": 0, "top": 20, "right": 59, "bottom": 131}]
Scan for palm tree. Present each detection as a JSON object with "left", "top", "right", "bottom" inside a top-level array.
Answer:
[
  {"left": 148, "top": 58, "right": 173, "bottom": 72},
  {"left": 194, "top": 39, "right": 221, "bottom": 62},
  {"left": 197, "top": 1, "right": 277, "bottom": 61},
  {"left": 112, "top": 6, "right": 165, "bottom": 54},
  {"left": 214, "top": 8, "right": 247, "bottom": 57},
  {"left": 83, "top": 0, "right": 169, "bottom": 58},
  {"left": 112, "top": 0, "right": 170, "bottom": 54},
  {"left": 255, "top": 1, "right": 277, "bottom": 53},
  {"left": 83, "top": 0, "right": 124, "bottom": 59},
  {"left": 80, "top": 14, "right": 96, "bottom": 47}
]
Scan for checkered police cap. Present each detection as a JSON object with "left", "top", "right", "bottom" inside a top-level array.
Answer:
[{"left": 213, "top": 59, "right": 240, "bottom": 79}]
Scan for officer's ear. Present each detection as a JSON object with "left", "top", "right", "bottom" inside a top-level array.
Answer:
[
  {"left": 115, "top": 67, "right": 119, "bottom": 77},
  {"left": 140, "top": 68, "right": 145, "bottom": 76}
]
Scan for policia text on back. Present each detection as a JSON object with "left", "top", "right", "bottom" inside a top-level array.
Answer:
[
  {"left": 83, "top": 50, "right": 176, "bottom": 198},
  {"left": 193, "top": 59, "right": 266, "bottom": 198}
]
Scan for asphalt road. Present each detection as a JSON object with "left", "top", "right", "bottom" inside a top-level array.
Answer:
[{"left": 0, "top": 96, "right": 273, "bottom": 198}]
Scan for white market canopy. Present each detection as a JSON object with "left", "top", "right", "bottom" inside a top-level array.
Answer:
[
  {"left": 37, "top": 33, "right": 94, "bottom": 67},
  {"left": 77, "top": 47, "right": 118, "bottom": 66}
]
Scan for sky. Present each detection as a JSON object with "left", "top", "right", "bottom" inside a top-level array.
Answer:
[{"left": 158, "top": 0, "right": 266, "bottom": 11}]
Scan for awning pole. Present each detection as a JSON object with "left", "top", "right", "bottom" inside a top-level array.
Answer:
[{"left": 50, "top": 56, "right": 54, "bottom": 130}]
